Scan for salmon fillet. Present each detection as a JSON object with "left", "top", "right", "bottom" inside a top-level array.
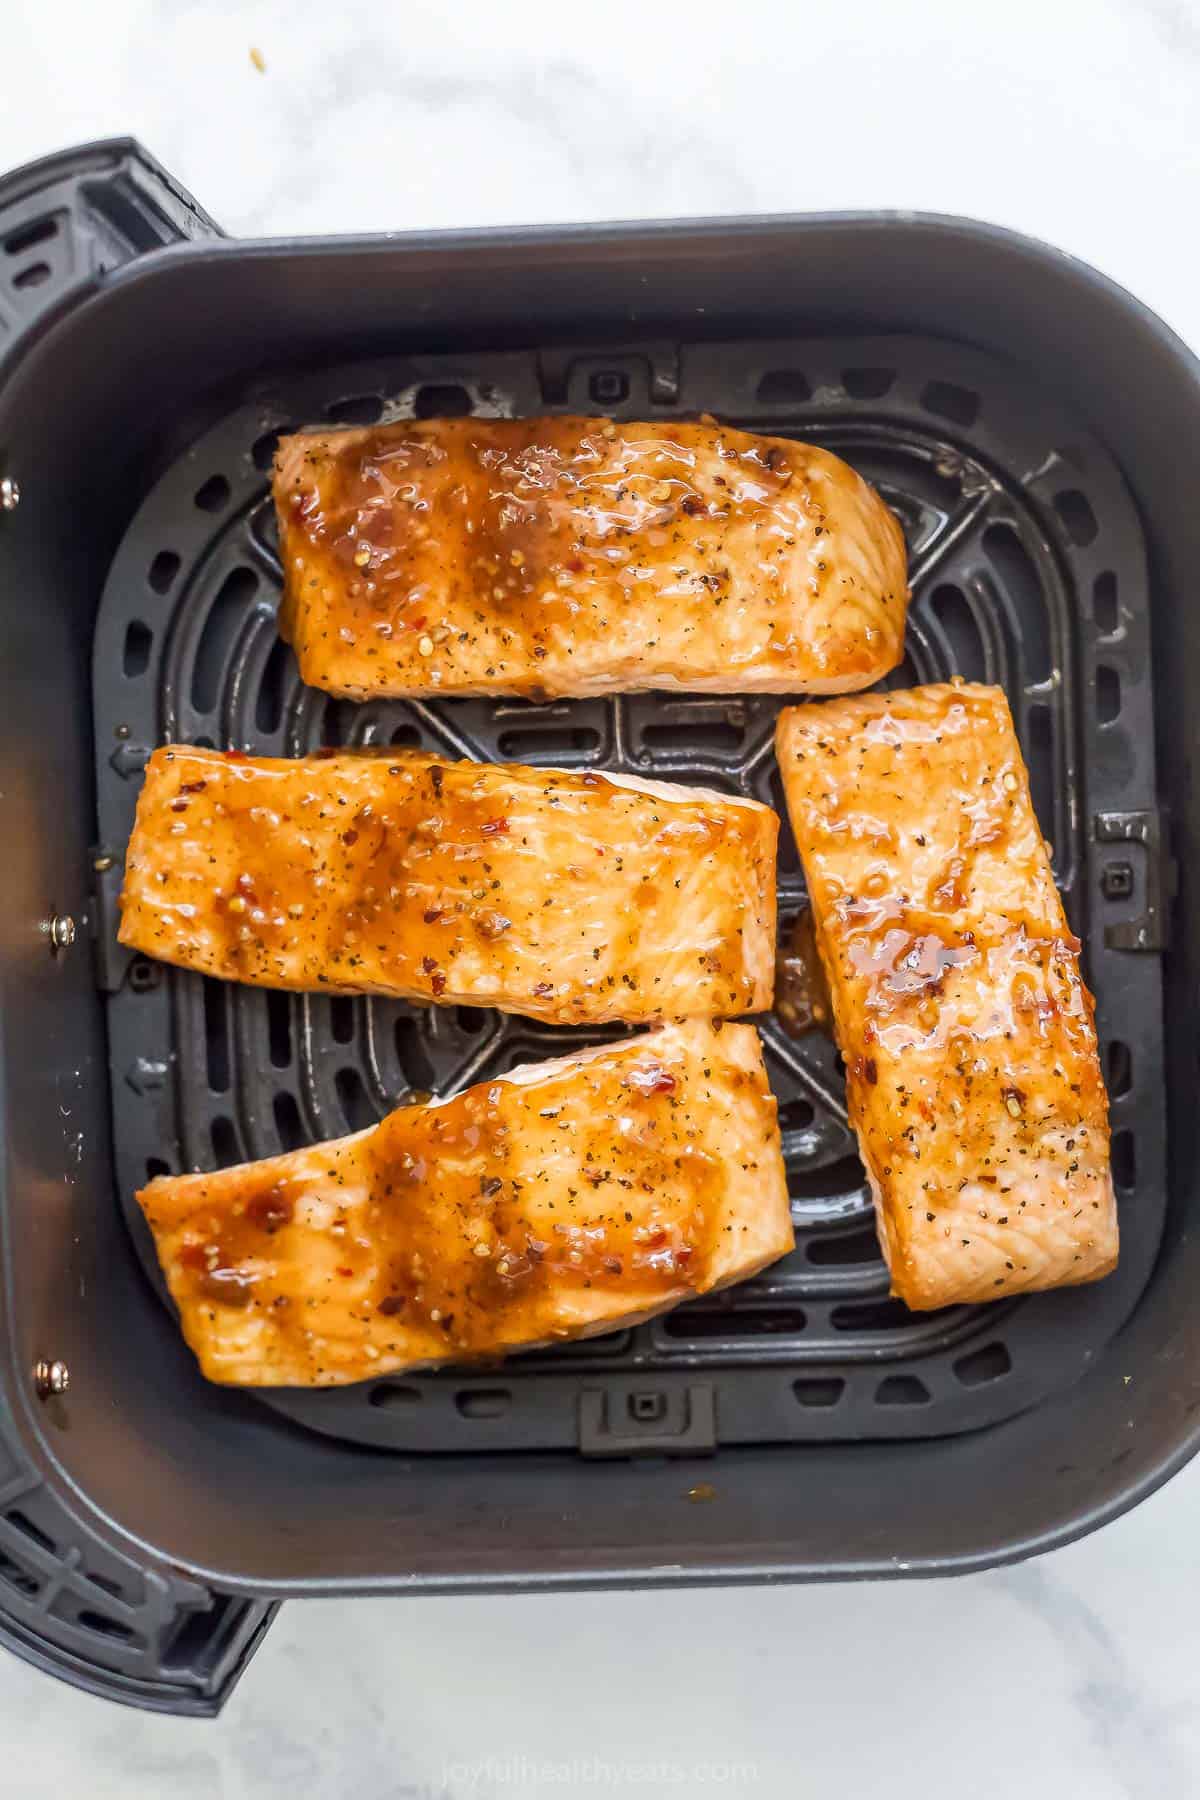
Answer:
[
  {"left": 274, "top": 416, "right": 908, "bottom": 699},
  {"left": 775, "top": 683, "right": 1117, "bottom": 1310},
  {"left": 136, "top": 1019, "right": 793, "bottom": 1386},
  {"left": 119, "top": 745, "right": 777, "bottom": 1025}
]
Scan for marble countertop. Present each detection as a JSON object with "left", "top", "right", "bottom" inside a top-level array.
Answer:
[{"left": 4, "top": 0, "right": 1200, "bottom": 1794}]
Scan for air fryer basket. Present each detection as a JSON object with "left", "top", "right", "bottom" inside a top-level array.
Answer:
[
  {"left": 95, "top": 332, "right": 1162, "bottom": 1454},
  {"left": 1, "top": 140, "right": 1197, "bottom": 1714}
]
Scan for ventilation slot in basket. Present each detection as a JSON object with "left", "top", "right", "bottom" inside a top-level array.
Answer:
[
  {"left": 842, "top": 367, "right": 895, "bottom": 400},
  {"left": 755, "top": 369, "right": 811, "bottom": 404},
  {"left": 1094, "top": 571, "right": 1119, "bottom": 635},
  {"left": 414, "top": 384, "right": 472, "bottom": 418},
  {"left": 919, "top": 379, "right": 979, "bottom": 426},
  {"left": 3, "top": 215, "right": 59, "bottom": 257},
  {"left": 953, "top": 1342, "right": 1012, "bottom": 1388},
  {"left": 192, "top": 568, "right": 258, "bottom": 713},
  {"left": 194, "top": 474, "right": 232, "bottom": 514},
  {"left": 325, "top": 394, "right": 384, "bottom": 425},
  {"left": 793, "top": 1377, "right": 845, "bottom": 1409},
  {"left": 875, "top": 1375, "right": 931, "bottom": 1407}
]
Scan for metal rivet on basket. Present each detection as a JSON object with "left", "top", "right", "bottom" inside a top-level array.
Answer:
[
  {"left": 0, "top": 476, "right": 19, "bottom": 513},
  {"left": 33, "top": 1359, "right": 69, "bottom": 1399},
  {"left": 44, "top": 912, "right": 77, "bottom": 952}
]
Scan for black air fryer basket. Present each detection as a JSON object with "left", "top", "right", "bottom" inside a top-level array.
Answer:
[{"left": 0, "top": 139, "right": 1196, "bottom": 1715}]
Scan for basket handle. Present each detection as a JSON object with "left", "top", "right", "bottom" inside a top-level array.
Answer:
[
  {"left": 0, "top": 138, "right": 277, "bottom": 1717},
  {"left": 0, "top": 137, "right": 222, "bottom": 393}
]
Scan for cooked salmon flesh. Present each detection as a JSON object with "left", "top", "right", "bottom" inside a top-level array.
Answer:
[
  {"left": 137, "top": 1019, "right": 794, "bottom": 1386},
  {"left": 119, "top": 746, "right": 778, "bottom": 1026},
  {"left": 275, "top": 416, "right": 908, "bottom": 700},
  {"left": 775, "top": 683, "right": 1117, "bottom": 1309}
]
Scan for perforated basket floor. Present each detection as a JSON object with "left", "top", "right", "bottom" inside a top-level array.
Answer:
[{"left": 91, "top": 335, "right": 1166, "bottom": 1453}]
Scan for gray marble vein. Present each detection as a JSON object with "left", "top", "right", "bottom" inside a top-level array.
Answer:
[
  {"left": 1136, "top": 0, "right": 1200, "bottom": 59},
  {"left": 999, "top": 1560, "right": 1196, "bottom": 1800}
]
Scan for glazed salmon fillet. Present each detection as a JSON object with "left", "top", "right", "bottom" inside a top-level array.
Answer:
[
  {"left": 775, "top": 683, "right": 1117, "bottom": 1310},
  {"left": 119, "top": 746, "right": 778, "bottom": 1025},
  {"left": 137, "top": 1020, "right": 794, "bottom": 1386},
  {"left": 274, "top": 416, "right": 908, "bottom": 699}
]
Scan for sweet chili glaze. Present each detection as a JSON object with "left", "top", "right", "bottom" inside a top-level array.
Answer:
[
  {"left": 137, "top": 1020, "right": 793, "bottom": 1386},
  {"left": 775, "top": 683, "right": 1117, "bottom": 1310},
  {"left": 118, "top": 745, "right": 778, "bottom": 1024},
  {"left": 273, "top": 415, "right": 909, "bottom": 700}
]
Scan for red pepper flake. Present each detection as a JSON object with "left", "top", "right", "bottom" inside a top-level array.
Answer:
[
  {"left": 431, "top": 972, "right": 447, "bottom": 997},
  {"left": 181, "top": 1250, "right": 255, "bottom": 1307},
  {"left": 343, "top": 828, "right": 359, "bottom": 847},
  {"left": 199, "top": 1268, "right": 255, "bottom": 1307},
  {"left": 423, "top": 906, "right": 447, "bottom": 925},
  {"left": 431, "top": 766, "right": 444, "bottom": 796},
  {"left": 377, "top": 1294, "right": 405, "bottom": 1316},
  {"left": 864, "top": 1057, "right": 878, "bottom": 1085},
  {"left": 675, "top": 1247, "right": 693, "bottom": 1266},
  {"left": 421, "top": 956, "right": 438, "bottom": 974},
  {"left": 170, "top": 799, "right": 189, "bottom": 812},
  {"left": 625, "top": 1064, "right": 677, "bottom": 1096},
  {"left": 179, "top": 779, "right": 208, "bottom": 795},
  {"left": 647, "top": 1229, "right": 668, "bottom": 1248},
  {"left": 407, "top": 615, "right": 428, "bottom": 631},
  {"left": 480, "top": 817, "right": 509, "bottom": 837},
  {"left": 532, "top": 981, "right": 554, "bottom": 999},
  {"left": 337, "top": 1267, "right": 355, "bottom": 1278},
  {"left": 246, "top": 1186, "right": 294, "bottom": 1234},
  {"left": 602, "top": 1255, "right": 623, "bottom": 1275},
  {"left": 225, "top": 749, "right": 247, "bottom": 762}
]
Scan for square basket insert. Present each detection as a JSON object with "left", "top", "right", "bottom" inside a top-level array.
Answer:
[{"left": 92, "top": 334, "right": 1165, "bottom": 1455}]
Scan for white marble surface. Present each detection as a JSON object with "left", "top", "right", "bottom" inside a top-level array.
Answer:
[{"left": 3, "top": 0, "right": 1200, "bottom": 1792}]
